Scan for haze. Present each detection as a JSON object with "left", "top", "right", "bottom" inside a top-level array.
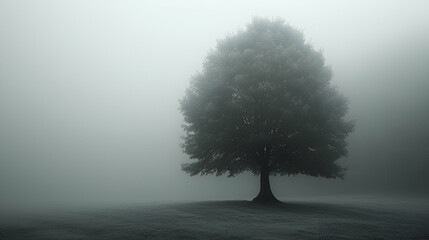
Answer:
[{"left": 1, "top": 0, "right": 429, "bottom": 210}]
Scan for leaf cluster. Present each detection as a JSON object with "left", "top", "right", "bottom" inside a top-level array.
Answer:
[{"left": 181, "top": 18, "right": 354, "bottom": 178}]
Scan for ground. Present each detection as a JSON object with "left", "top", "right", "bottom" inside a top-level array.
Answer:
[{"left": 1, "top": 196, "right": 428, "bottom": 239}]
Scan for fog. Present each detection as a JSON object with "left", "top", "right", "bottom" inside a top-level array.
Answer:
[{"left": 1, "top": 0, "right": 429, "bottom": 209}]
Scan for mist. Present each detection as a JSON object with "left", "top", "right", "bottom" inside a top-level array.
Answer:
[{"left": 1, "top": 0, "right": 429, "bottom": 211}]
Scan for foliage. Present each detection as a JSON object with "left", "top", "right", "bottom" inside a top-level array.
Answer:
[{"left": 180, "top": 18, "right": 354, "bottom": 180}]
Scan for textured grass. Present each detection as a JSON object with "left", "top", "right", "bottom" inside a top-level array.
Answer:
[{"left": 1, "top": 196, "right": 429, "bottom": 239}]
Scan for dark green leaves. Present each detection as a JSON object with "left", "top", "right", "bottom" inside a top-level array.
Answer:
[{"left": 181, "top": 18, "right": 354, "bottom": 178}]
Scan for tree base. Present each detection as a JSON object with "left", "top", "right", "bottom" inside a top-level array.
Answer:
[{"left": 252, "top": 193, "right": 282, "bottom": 204}]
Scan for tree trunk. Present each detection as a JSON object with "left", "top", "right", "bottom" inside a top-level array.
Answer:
[{"left": 252, "top": 166, "right": 281, "bottom": 203}]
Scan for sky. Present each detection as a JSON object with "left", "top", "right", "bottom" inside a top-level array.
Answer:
[{"left": 1, "top": 0, "right": 429, "bottom": 209}]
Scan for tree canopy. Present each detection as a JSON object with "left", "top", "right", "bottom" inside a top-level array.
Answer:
[{"left": 180, "top": 18, "right": 354, "bottom": 202}]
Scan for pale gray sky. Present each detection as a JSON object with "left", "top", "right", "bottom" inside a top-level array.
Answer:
[{"left": 1, "top": 0, "right": 429, "bottom": 208}]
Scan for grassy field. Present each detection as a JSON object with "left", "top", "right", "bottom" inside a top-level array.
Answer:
[{"left": 1, "top": 196, "right": 428, "bottom": 239}]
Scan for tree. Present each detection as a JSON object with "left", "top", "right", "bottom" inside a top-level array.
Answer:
[{"left": 180, "top": 18, "right": 354, "bottom": 203}]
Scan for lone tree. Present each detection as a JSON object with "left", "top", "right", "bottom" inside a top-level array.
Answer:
[{"left": 180, "top": 18, "right": 354, "bottom": 203}]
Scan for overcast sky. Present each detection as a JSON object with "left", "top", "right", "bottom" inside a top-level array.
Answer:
[{"left": 1, "top": 0, "right": 429, "bottom": 208}]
